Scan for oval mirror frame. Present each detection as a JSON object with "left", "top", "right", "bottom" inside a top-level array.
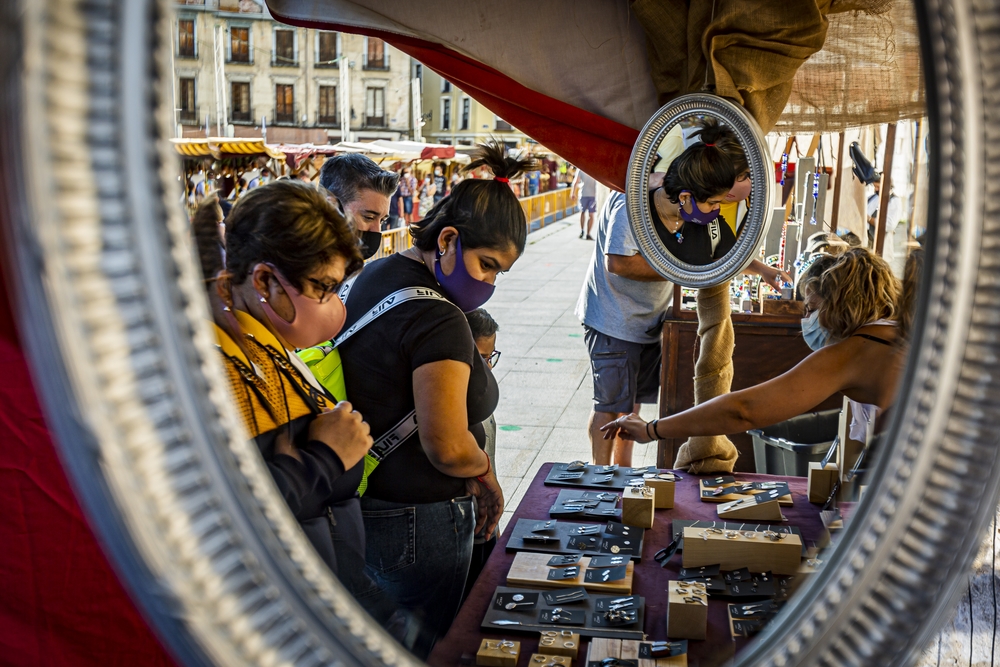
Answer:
[
  {"left": 2, "top": 1, "right": 1000, "bottom": 667},
  {"left": 625, "top": 93, "right": 773, "bottom": 287}
]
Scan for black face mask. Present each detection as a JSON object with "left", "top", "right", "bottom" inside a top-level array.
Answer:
[{"left": 360, "top": 230, "right": 383, "bottom": 259}]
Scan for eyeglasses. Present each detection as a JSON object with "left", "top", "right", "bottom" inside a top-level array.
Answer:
[
  {"left": 305, "top": 277, "right": 341, "bottom": 304},
  {"left": 483, "top": 350, "right": 501, "bottom": 367}
]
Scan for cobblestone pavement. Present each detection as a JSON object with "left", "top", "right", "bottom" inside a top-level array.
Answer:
[{"left": 486, "top": 218, "right": 659, "bottom": 533}]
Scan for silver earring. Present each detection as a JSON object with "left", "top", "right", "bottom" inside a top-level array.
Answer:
[
  {"left": 259, "top": 296, "right": 267, "bottom": 303},
  {"left": 222, "top": 306, "right": 231, "bottom": 312}
]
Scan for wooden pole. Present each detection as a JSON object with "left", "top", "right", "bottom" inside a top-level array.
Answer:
[
  {"left": 908, "top": 119, "right": 926, "bottom": 247},
  {"left": 830, "top": 131, "right": 846, "bottom": 233},
  {"left": 875, "top": 123, "right": 897, "bottom": 256}
]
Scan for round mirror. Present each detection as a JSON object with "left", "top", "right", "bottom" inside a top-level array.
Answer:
[
  {"left": 626, "top": 94, "right": 773, "bottom": 287},
  {"left": 0, "top": 1, "right": 997, "bottom": 667}
]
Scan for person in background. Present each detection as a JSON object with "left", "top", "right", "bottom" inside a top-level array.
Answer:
[
  {"left": 603, "top": 247, "right": 904, "bottom": 446},
  {"left": 399, "top": 167, "right": 417, "bottom": 224},
  {"left": 338, "top": 141, "right": 535, "bottom": 657},
  {"left": 433, "top": 164, "right": 447, "bottom": 204},
  {"left": 462, "top": 307, "right": 501, "bottom": 602},
  {"left": 418, "top": 173, "right": 437, "bottom": 221},
  {"left": 572, "top": 168, "right": 598, "bottom": 240},
  {"left": 527, "top": 166, "right": 540, "bottom": 196},
  {"left": 451, "top": 170, "right": 463, "bottom": 192},
  {"left": 319, "top": 153, "right": 399, "bottom": 260},
  {"left": 386, "top": 184, "right": 402, "bottom": 230},
  {"left": 867, "top": 179, "right": 902, "bottom": 269}
]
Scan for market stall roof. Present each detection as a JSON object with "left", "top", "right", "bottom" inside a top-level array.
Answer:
[
  {"left": 266, "top": 0, "right": 922, "bottom": 190},
  {"left": 170, "top": 138, "right": 285, "bottom": 161},
  {"left": 329, "top": 140, "right": 470, "bottom": 164}
]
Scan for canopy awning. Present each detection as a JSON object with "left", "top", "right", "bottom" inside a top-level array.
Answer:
[{"left": 170, "top": 138, "right": 286, "bottom": 161}]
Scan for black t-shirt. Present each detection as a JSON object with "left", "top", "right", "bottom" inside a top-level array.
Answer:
[
  {"left": 339, "top": 253, "right": 499, "bottom": 503},
  {"left": 650, "top": 191, "right": 737, "bottom": 265},
  {"left": 434, "top": 174, "right": 447, "bottom": 198}
]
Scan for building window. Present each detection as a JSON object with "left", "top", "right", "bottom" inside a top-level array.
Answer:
[
  {"left": 178, "top": 19, "right": 196, "bottom": 58},
  {"left": 495, "top": 116, "right": 513, "bottom": 131},
  {"left": 179, "top": 77, "right": 197, "bottom": 123},
  {"left": 441, "top": 78, "right": 451, "bottom": 93},
  {"left": 365, "top": 87, "right": 385, "bottom": 127},
  {"left": 275, "top": 84, "right": 294, "bottom": 124},
  {"left": 317, "top": 31, "right": 338, "bottom": 67},
  {"left": 460, "top": 98, "right": 470, "bottom": 131},
  {"left": 230, "top": 26, "right": 250, "bottom": 63},
  {"left": 274, "top": 28, "right": 296, "bottom": 66},
  {"left": 319, "top": 85, "right": 338, "bottom": 125},
  {"left": 230, "top": 81, "right": 251, "bottom": 123},
  {"left": 364, "top": 37, "right": 387, "bottom": 70},
  {"left": 441, "top": 98, "right": 451, "bottom": 131}
]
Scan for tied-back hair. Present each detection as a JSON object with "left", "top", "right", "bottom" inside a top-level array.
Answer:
[
  {"left": 899, "top": 247, "right": 924, "bottom": 342},
  {"left": 662, "top": 117, "right": 738, "bottom": 204},
  {"left": 694, "top": 116, "right": 748, "bottom": 175},
  {"left": 224, "top": 180, "right": 364, "bottom": 291},
  {"left": 319, "top": 152, "right": 400, "bottom": 206},
  {"left": 191, "top": 194, "right": 225, "bottom": 281},
  {"left": 806, "top": 247, "right": 900, "bottom": 341},
  {"left": 410, "top": 139, "right": 537, "bottom": 253}
]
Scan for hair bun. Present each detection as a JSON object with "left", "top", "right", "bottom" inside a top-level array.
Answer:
[{"left": 465, "top": 138, "right": 538, "bottom": 180}]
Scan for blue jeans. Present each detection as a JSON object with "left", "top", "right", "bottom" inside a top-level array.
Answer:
[{"left": 361, "top": 495, "right": 476, "bottom": 659}]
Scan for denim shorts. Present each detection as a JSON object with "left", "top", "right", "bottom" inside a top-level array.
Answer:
[
  {"left": 580, "top": 196, "right": 597, "bottom": 213},
  {"left": 402, "top": 197, "right": 414, "bottom": 214},
  {"left": 584, "top": 325, "right": 661, "bottom": 413}
]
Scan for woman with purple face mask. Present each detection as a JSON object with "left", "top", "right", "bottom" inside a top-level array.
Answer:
[
  {"left": 336, "top": 141, "right": 536, "bottom": 658},
  {"left": 650, "top": 118, "right": 789, "bottom": 288}
]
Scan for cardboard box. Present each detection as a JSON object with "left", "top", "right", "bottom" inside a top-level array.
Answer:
[
  {"left": 477, "top": 638, "right": 520, "bottom": 667},
  {"left": 681, "top": 526, "right": 802, "bottom": 575},
  {"left": 665, "top": 581, "right": 708, "bottom": 640},
  {"left": 622, "top": 485, "right": 655, "bottom": 528},
  {"left": 537, "top": 631, "right": 579, "bottom": 659}
]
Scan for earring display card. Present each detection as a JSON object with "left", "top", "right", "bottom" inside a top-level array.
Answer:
[
  {"left": 493, "top": 591, "right": 540, "bottom": 612},
  {"left": 545, "top": 462, "right": 673, "bottom": 490},
  {"left": 548, "top": 554, "right": 583, "bottom": 567},
  {"left": 727, "top": 601, "right": 783, "bottom": 638},
  {"left": 679, "top": 564, "right": 720, "bottom": 579},
  {"left": 638, "top": 640, "right": 689, "bottom": 659},
  {"left": 543, "top": 588, "right": 589, "bottom": 605},
  {"left": 584, "top": 565, "right": 628, "bottom": 583},
  {"left": 482, "top": 587, "right": 646, "bottom": 640},
  {"left": 550, "top": 489, "right": 623, "bottom": 520},
  {"left": 671, "top": 520, "right": 807, "bottom": 557},
  {"left": 716, "top": 494, "right": 784, "bottom": 520},
  {"left": 588, "top": 555, "right": 630, "bottom": 568},
  {"left": 506, "top": 519, "right": 646, "bottom": 561},
  {"left": 508, "top": 552, "right": 634, "bottom": 594},
  {"left": 681, "top": 526, "right": 802, "bottom": 575},
  {"left": 699, "top": 479, "right": 793, "bottom": 506}
]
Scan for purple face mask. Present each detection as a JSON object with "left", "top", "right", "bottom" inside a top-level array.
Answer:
[
  {"left": 435, "top": 236, "right": 496, "bottom": 313},
  {"left": 679, "top": 191, "right": 720, "bottom": 225}
]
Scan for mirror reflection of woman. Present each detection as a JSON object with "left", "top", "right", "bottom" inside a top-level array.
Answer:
[
  {"left": 192, "top": 182, "right": 405, "bottom": 634},
  {"left": 603, "top": 248, "right": 906, "bottom": 445},
  {"left": 337, "top": 142, "right": 536, "bottom": 658}
]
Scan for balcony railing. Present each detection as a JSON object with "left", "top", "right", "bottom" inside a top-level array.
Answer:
[
  {"left": 274, "top": 105, "right": 297, "bottom": 125},
  {"left": 317, "top": 113, "right": 340, "bottom": 127}
]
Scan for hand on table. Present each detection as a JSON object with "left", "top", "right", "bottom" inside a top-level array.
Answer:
[{"left": 600, "top": 413, "right": 657, "bottom": 444}]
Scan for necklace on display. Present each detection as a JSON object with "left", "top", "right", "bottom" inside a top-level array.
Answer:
[{"left": 654, "top": 188, "right": 685, "bottom": 244}]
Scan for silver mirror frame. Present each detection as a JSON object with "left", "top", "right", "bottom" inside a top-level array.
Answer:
[
  {"left": 1, "top": 1, "right": 998, "bottom": 667},
  {"left": 625, "top": 93, "right": 773, "bottom": 288}
]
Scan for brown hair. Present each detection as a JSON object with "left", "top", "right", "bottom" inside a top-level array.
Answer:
[
  {"left": 899, "top": 248, "right": 924, "bottom": 342},
  {"left": 191, "top": 195, "right": 224, "bottom": 281},
  {"left": 224, "top": 180, "right": 363, "bottom": 290},
  {"left": 410, "top": 139, "right": 537, "bottom": 254},
  {"left": 803, "top": 247, "right": 900, "bottom": 340}
]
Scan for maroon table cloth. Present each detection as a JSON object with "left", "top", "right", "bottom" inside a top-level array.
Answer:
[{"left": 428, "top": 463, "right": 826, "bottom": 667}]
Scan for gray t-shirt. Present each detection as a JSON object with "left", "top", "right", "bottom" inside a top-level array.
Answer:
[
  {"left": 577, "top": 172, "right": 597, "bottom": 198},
  {"left": 575, "top": 192, "right": 673, "bottom": 344}
]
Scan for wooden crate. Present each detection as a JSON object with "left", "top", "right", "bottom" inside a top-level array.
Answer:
[{"left": 681, "top": 527, "right": 802, "bottom": 575}]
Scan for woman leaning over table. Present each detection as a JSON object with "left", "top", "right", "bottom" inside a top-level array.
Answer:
[
  {"left": 603, "top": 247, "right": 906, "bottom": 446},
  {"left": 337, "top": 141, "right": 536, "bottom": 657}
]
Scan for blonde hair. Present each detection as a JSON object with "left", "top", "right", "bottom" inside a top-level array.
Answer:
[{"left": 804, "top": 247, "right": 900, "bottom": 340}]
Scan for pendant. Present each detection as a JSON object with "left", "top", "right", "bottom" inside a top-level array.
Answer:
[{"left": 675, "top": 231, "right": 684, "bottom": 244}]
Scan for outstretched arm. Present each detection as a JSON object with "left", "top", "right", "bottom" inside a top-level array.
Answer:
[{"left": 603, "top": 346, "right": 852, "bottom": 442}]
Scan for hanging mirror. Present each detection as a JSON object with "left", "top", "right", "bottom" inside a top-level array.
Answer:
[{"left": 625, "top": 94, "right": 773, "bottom": 287}]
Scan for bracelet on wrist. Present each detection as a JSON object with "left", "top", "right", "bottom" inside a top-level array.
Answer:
[
  {"left": 650, "top": 419, "right": 660, "bottom": 440},
  {"left": 645, "top": 421, "right": 653, "bottom": 441}
]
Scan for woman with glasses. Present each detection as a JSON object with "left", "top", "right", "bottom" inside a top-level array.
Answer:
[{"left": 199, "top": 180, "right": 406, "bottom": 635}]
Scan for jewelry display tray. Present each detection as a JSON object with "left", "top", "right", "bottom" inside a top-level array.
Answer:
[
  {"left": 505, "top": 519, "right": 646, "bottom": 562},
  {"left": 549, "top": 489, "right": 622, "bottom": 520},
  {"left": 544, "top": 463, "right": 665, "bottom": 490},
  {"left": 671, "top": 520, "right": 807, "bottom": 557},
  {"left": 481, "top": 586, "right": 646, "bottom": 640}
]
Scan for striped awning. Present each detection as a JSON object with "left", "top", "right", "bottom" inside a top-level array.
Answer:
[{"left": 171, "top": 138, "right": 286, "bottom": 160}]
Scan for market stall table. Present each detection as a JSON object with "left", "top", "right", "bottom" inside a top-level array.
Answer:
[{"left": 428, "top": 463, "right": 828, "bottom": 667}]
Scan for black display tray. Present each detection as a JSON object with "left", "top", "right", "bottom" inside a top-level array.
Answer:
[
  {"left": 544, "top": 463, "right": 662, "bottom": 490},
  {"left": 481, "top": 586, "right": 646, "bottom": 640},
  {"left": 505, "top": 519, "right": 646, "bottom": 561},
  {"left": 549, "top": 489, "right": 622, "bottom": 520}
]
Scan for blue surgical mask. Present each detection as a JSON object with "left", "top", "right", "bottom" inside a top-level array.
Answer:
[
  {"left": 679, "top": 191, "right": 720, "bottom": 225},
  {"left": 801, "top": 310, "right": 831, "bottom": 351}
]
